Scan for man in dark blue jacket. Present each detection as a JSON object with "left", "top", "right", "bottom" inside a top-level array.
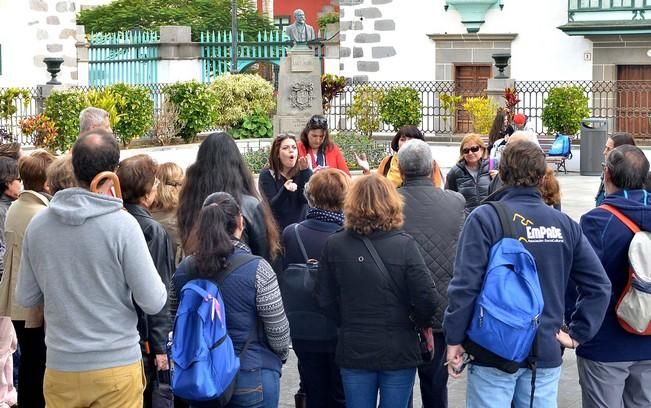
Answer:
[
  {"left": 444, "top": 141, "right": 611, "bottom": 407},
  {"left": 576, "top": 144, "right": 651, "bottom": 408}
]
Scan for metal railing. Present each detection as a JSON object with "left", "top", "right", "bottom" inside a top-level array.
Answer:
[{"left": 0, "top": 87, "right": 45, "bottom": 145}]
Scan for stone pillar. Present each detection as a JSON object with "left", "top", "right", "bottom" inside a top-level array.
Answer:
[
  {"left": 323, "top": 22, "right": 341, "bottom": 74},
  {"left": 273, "top": 47, "right": 324, "bottom": 135},
  {"left": 486, "top": 78, "right": 515, "bottom": 109},
  {"left": 75, "top": 25, "right": 90, "bottom": 85},
  {"left": 158, "top": 26, "right": 202, "bottom": 83}
]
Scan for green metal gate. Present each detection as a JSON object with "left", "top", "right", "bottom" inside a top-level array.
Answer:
[{"left": 89, "top": 31, "right": 160, "bottom": 86}]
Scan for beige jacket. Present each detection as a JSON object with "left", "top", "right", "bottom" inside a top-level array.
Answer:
[{"left": 0, "top": 191, "right": 49, "bottom": 327}]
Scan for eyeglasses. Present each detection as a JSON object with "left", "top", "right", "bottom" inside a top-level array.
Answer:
[
  {"left": 462, "top": 146, "right": 481, "bottom": 155},
  {"left": 309, "top": 116, "right": 328, "bottom": 129}
]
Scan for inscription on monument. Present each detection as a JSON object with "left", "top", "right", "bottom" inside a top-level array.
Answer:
[{"left": 291, "top": 54, "right": 314, "bottom": 72}]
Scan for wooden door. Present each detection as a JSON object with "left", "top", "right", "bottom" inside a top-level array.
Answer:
[
  {"left": 455, "top": 65, "right": 491, "bottom": 133},
  {"left": 617, "top": 65, "right": 651, "bottom": 139}
]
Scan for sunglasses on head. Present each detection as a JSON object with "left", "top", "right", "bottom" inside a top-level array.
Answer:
[
  {"left": 309, "top": 116, "right": 328, "bottom": 129},
  {"left": 462, "top": 145, "right": 481, "bottom": 154}
]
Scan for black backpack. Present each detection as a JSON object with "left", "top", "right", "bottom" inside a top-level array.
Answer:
[{"left": 278, "top": 224, "right": 337, "bottom": 341}]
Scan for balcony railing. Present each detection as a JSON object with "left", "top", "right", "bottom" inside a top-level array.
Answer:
[{"left": 568, "top": 0, "right": 651, "bottom": 22}]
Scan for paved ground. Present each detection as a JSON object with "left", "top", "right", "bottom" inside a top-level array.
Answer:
[{"left": 130, "top": 142, "right": 601, "bottom": 408}]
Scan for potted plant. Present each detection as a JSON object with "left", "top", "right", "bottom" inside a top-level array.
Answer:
[{"left": 541, "top": 86, "right": 589, "bottom": 136}]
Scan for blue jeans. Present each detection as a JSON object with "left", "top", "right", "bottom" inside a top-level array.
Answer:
[
  {"left": 466, "top": 364, "right": 562, "bottom": 408},
  {"left": 340, "top": 367, "right": 416, "bottom": 408},
  {"left": 226, "top": 368, "right": 280, "bottom": 408}
]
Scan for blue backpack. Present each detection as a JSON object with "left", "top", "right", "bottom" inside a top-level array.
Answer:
[
  {"left": 171, "top": 254, "right": 257, "bottom": 407},
  {"left": 548, "top": 134, "right": 571, "bottom": 157},
  {"left": 464, "top": 202, "right": 544, "bottom": 374}
]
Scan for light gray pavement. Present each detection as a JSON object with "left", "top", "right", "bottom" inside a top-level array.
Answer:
[{"left": 127, "top": 141, "right": 602, "bottom": 408}]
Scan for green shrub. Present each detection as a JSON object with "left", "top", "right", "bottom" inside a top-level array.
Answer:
[
  {"left": 379, "top": 86, "right": 422, "bottom": 130},
  {"left": 85, "top": 87, "right": 122, "bottom": 130},
  {"left": 44, "top": 89, "right": 87, "bottom": 152},
  {"left": 332, "top": 132, "right": 388, "bottom": 170},
  {"left": 164, "top": 81, "right": 217, "bottom": 142},
  {"left": 232, "top": 109, "right": 273, "bottom": 139},
  {"left": 321, "top": 73, "right": 347, "bottom": 113},
  {"left": 542, "top": 86, "right": 589, "bottom": 135},
  {"left": 0, "top": 88, "right": 30, "bottom": 120},
  {"left": 211, "top": 74, "right": 275, "bottom": 129},
  {"left": 348, "top": 85, "right": 385, "bottom": 138},
  {"left": 462, "top": 97, "right": 498, "bottom": 135},
  {"left": 317, "top": 12, "right": 339, "bottom": 30},
  {"left": 242, "top": 146, "right": 270, "bottom": 173},
  {"left": 110, "top": 84, "right": 154, "bottom": 146}
]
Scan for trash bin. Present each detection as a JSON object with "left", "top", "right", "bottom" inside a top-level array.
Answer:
[{"left": 580, "top": 118, "right": 608, "bottom": 176}]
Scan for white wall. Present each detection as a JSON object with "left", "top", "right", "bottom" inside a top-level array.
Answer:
[{"left": 339, "top": 0, "right": 593, "bottom": 81}]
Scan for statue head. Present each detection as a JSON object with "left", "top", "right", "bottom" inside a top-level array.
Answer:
[{"left": 293, "top": 9, "right": 306, "bottom": 25}]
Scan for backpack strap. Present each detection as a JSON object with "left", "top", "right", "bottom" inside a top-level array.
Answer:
[
  {"left": 487, "top": 201, "right": 514, "bottom": 239},
  {"left": 293, "top": 224, "right": 309, "bottom": 263},
  {"left": 599, "top": 204, "right": 641, "bottom": 233},
  {"left": 216, "top": 252, "right": 259, "bottom": 285}
]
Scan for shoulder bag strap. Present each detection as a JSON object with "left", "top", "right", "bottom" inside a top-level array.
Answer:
[
  {"left": 293, "top": 224, "right": 310, "bottom": 263},
  {"left": 360, "top": 235, "right": 401, "bottom": 294},
  {"left": 599, "top": 204, "right": 641, "bottom": 233},
  {"left": 487, "top": 201, "right": 514, "bottom": 239}
]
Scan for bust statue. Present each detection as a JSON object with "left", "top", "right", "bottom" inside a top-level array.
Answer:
[{"left": 285, "top": 9, "right": 315, "bottom": 43}]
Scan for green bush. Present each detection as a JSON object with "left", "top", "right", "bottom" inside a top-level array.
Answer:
[
  {"left": 242, "top": 147, "right": 270, "bottom": 173},
  {"left": 462, "top": 97, "right": 498, "bottom": 135},
  {"left": 379, "top": 86, "right": 422, "bottom": 130},
  {"left": 348, "top": 85, "right": 385, "bottom": 138},
  {"left": 211, "top": 74, "right": 275, "bottom": 129},
  {"left": 232, "top": 109, "right": 273, "bottom": 139},
  {"left": 85, "top": 87, "right": 122, "bottom": 130},
  {"left": 44, "top": 90, "right": 87, "bottom": 152},
  {"left": 542, "top": 86, "right": 589, "bottom": 135},
  {"left": 164, "top": 81, "right": 217, "bottom": 142},
  {"left": 110, "top": 84, "right": 154, "bottom": 146},
  {"left": 0, "top": 88, "right": 30, "bottom": 120},
  {"left": 332, "top": 132, "right": 388, "bottom": 170},
  {"left": 317, "top": 12, "right": 339, "bottom": 30}
]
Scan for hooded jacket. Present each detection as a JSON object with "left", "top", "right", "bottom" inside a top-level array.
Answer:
[
  {"left": 445, "top": 187, "right": 611, "bottom": 369},
  {"left": 576, "top": 189, "right": 651, "bottom": 362},
  {"left": 15, "top": 188, "right": 167, "bottom": 372}
]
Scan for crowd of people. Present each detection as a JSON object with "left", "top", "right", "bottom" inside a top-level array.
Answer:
[{"left": 0, "top": 106, "right": 647, "bottom": 408}]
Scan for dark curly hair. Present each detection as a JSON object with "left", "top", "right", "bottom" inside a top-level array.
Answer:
[
  {"left": 177, "top": 132, "right": 280, "bottom": 258},
  {"left": 299, "top": 114, "right": 332, "bottom": 152}
]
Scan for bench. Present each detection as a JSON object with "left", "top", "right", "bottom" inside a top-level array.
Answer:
[{"left": 479, "top": 134, "right": 573, "bottom": 175}]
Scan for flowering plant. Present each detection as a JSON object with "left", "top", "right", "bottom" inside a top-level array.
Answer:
[{"left": 503, "top": 87, "right": 520, "bottom": 116}]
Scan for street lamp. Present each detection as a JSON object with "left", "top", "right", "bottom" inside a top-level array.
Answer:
[{"left": 231, "top": 0, "right": 238, "bottom": 74}]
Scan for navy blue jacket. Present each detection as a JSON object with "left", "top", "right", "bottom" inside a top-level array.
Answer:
[
  {"left": 576, "top": 189, "right": 651, "bottom": 362},
  {"left": 173, "top": 248, "right": 282, "bottom": 374},
  {"left": 444, "top": 187, "right": 611, "bottom": 368}
]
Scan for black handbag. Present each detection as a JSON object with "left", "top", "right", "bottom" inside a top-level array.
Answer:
[{"left": 360, "top": 236, "right": 435, "bottom": 362}]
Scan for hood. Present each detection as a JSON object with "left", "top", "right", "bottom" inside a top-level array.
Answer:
[
  {"left": 602, "top": 189, "right": 651, "bottom": 231},
  {"left": 49, "top": 188, "right": 124, "bottom": 226}
]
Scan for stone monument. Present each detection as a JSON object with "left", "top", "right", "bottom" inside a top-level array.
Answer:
[{"left": 273, "top": 9, "right": 323, "bottom": 136}]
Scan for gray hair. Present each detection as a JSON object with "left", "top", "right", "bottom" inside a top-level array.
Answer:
[
  {"left": 79, "top": 107, "right": 109, "bottom": 133},
  {"left": 397, "top": 139, "right": 432, "bottom": 178}
]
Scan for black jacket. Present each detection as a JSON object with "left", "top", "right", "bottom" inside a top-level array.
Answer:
[
  {"left": 125, "top": 204, "right": 174, "bottom": 355},
  {"left": 240, "top": 194, "right": 271, "bottom": 262},
  {"left": 399, "top": 177, "right": 465, "bottom": 333},
  {"left": 258, "top": 168, "right": 312, "bottom": 231},
  {"left": 445, "top": 159, "right": 491, "bottom": 214},
  {"left": 317, "top": 229, "right": 437, "bottom": 370}
]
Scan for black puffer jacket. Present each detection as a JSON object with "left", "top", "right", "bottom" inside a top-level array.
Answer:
[
  {"left": 317, "top": 229, "right": 437, "bottom": 371},
  {"left": 445, "top": 159, "right": 491, "bottom": 214},
  {"left": 125, "top": 204, "right": 174, "bottom": 355},
  {"left": 399, "top": 177, "right": 465, "bottom": 333}
]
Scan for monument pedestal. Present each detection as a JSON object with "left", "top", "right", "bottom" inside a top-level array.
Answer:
[{"left": 273, "top": 46, "right": 323, "bottom": 135}]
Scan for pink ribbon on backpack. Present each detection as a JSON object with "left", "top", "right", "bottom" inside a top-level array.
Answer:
[{"left": 209, "top": 296, "right": 223, "bottom": 326}]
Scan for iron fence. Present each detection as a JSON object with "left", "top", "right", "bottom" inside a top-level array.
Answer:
[
  {"left": 0, "top": 87, "right": 44, "bottom": 145},
  {"left": 3, "top": 80, "right": 651, "bottom": 148}
]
